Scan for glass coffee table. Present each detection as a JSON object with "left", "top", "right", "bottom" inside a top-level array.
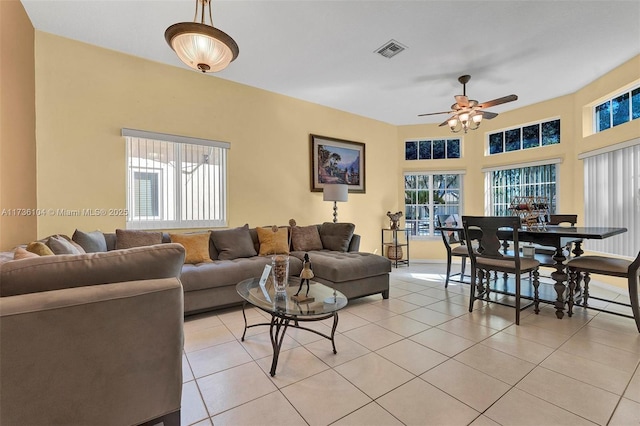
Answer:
[{"left": 236, "top": 276, "right": 348, "bottom": 376}]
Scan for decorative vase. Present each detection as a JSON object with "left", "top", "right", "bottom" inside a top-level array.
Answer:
[
  {"left": 386, "top": 245, "right": 403, "bottom": 260},
  {"left": 271, "top": 255, "right": 289, "bottom": 294}
]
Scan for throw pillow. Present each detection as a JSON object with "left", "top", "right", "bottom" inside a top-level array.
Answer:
[
  {"left": 72, "top": 229, "right": 108, "bottom": 252},
  {"left": 319, "top": 222, "right": 355, "bottom": 252},
  {"left": 210, "top": 224, "right": 257, "bottom": 260},
  {"left": 13, "top": 247, "right": 40, "bottom": 260},
  {"left": 256, "top": 226, "right": 289, "bottom": 256},
  {"left": 46, "top": 235, "right": 85, "bottom": 255},
  {"left": 115, "top": 229, "right": 163, "bottom": 250},
  {"left": 169, "top": 232, "right": 213, "bottom": 264},
  {"left": 26, "top": 241, "right": 55, "bottom": 256},
  {"left": 291, "top": 224, "right": 323, "bottom": 252}
]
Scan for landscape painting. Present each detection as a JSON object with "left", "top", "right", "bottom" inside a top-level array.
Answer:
[{"left": 310, "top": 134, "right": 365, "bottom": 193}]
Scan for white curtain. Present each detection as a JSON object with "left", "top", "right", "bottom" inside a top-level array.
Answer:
[{"left": 583, "top": 140, "right": 640, "bottom": 257}]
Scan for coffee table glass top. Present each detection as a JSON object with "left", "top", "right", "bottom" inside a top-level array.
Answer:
[{"left": 236, "top": 277, "right": 347, "bottom": 317}]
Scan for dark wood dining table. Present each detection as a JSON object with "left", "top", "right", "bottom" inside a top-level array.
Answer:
[{"left": 437, "top": 225, "right": 628, "bottom": 319}]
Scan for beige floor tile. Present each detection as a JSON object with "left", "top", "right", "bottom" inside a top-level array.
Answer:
[
  {"left": 541, "top": 350, "right": 633, "bottom": 395},
  {"left": 334, "top": 352, "right": 414, "bottom": 399},
  {"left": 481, "top": 331, "right": 555, "bottom": 364},
  {"left": 183, "top": 354, "right": 194, "bottom": 382},
  {"left": 387, "top": 286, "right": 412, "bottom": 298},
  {"left": 417, "top": 287, "right": 449, "bottom": 300},
  {"left": 181, "top": 381, "right": 209, "bottom": 426},
  {"left": 197, "top": 362, "right": 277, "bottom": 416},
  {"left": 346, "top": 304, "right": 397, "bottom": 322},
  {"left": 437, "top": 317, "right": 498, "bottom": 342},
  {"left": 281, "top": 369, "right": 371, "bottom": 426},
  {"left": 183, "top": 312, "right": 223, "bottom": 332},
  {"left": 587, "top": 312, "right": 640, "bottom": 335},
  {"left": 325, "top": 310, "right": 370, "bottom": 332},
  {"left": 212, "top": 391, "right": 307, "bottom": 426},
  {"left": 183, "top": 324, "right": 236, "bottom": 353},
  {"left": 216, "top": 306, "right": 265, "bottom": 327},
  {"left": 304, "top": 333, "right": 370, "bottom": 368},
  {"left": 374, "top": 314, "right": 431, "bottom": 337},
  {"left": 624, "top": 369, "right": 640, "bottom": 403},
  {"left": 560, "top": 336, "right": 640, "bottom": 373},
  {"left": 421, "top": 359, "right": 511, "bottom": 412},
  {"left": 609, "top": 398, "right": 640, "bottom": 425},
  {"left": 377, "top": 378, "right": 480, "bottom": 425},
  {"left": 190, "top": 419, "right": 212, "bottom": 426},
  {"left": 389, "top": 281, "right": 427, "bottom": 292},
  {"left": 239, "top": 330, "right": 300, "bottom": 360},
  {"left": 402, "top": 307, "right": 456, "bottom": 326},
  {"left": 187, "top": 340, "right": 253, "bottom": 378},
  {"left": 484, "top": 388, "right": 594, "bottom": 426},
  {"left": 332, "top": 402, "right": 403, "bottom": 426},
  {"left": 501, "top": 322, "right": 571, "bottom": 348},
  {"left": 376, "top": 339, "right": 448, "bottom": 375},
  {"left": 285, "top": 321, "right": 333, "bottom": 345},
  {"left": 398, "top": 292, "right": 441, "bottom": 307},
  {"left": 468, "top": 415, "right": 501, "bottom": 426},
  {"left": 573, "top": 326, "right": 640, "bottom": 354},
  {"left": 516, "top": 366, "right": 619, "bottom": 425},
  {"left": 343, "top": 323, "right": 403, "bottom": 351},
  {"left": 425, "top": 299, "right": 472, "bottom": 316},
  {"left": 370, "top": 298, "right": 420, "bottom": 314},
  {"left": 410, "top": 327, "right": 476, "bottom": 357},
  {"left": 454, "top": 344, "right": 536, "bottom": 385},
  {"left": 519, "top": 307, "right": 593, "bottom": 335},
  {"left": 256, "top": 346, "right": 329, "bottom": 388},
  {"left": 460, "top": 306, "right": 517, "bottom": 331}
]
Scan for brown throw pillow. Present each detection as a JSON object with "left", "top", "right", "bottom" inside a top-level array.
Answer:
[
  {"left": 169, "top": 232, "right": 213, "bottom": 264},
  {"left": 256, "top": 226, "right": 289, "bottom": 256},
  {"left": 26, "top": 241, "right": 55, "bottom": 256},
  {"left": 319, "top": 222, "right": 355, "bottom": 252},
  {"left": 291, "top": 225, "right": 323, "bottom": 251},
  {"left": 13, "top": 247, "right": 40, "bottom": 260},
  {"left": 210, "top": 224, "right": 257, "bottom": 260},
  {"left": 115, "top": 229, "right": 163, "bottom": 250}
]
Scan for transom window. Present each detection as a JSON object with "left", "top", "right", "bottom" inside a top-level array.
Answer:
[
  {"left": 123, "top": 129, "right": 229, "bottom": 229},
  {"left": 404, "top": 172, "right": 463, "bottom": 237},
  {"left": 405, "top": 138, "right": 461, "bottom": 160},
  {"left": 594, "top": 86, "right": 640, "bottom": 133},
  {"left": 488, "top": 119, "right": 560, "bottom": 155},
  {"left": 486, "top": 163, "right": 557, "bottom": 216}
]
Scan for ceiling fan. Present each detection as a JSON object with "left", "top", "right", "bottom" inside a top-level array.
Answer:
[{"left": 418, "top": 75, "right": 518, "bottom": 133}]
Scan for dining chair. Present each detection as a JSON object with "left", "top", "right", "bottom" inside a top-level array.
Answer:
[
  {"left": 535, "top": 214, "right": 579, "bottom": 265},
  {"left": 566, "top": 251, "right": 640, "bottom": 333},
  {"left": 462, "top": 216, "right": 541, "bottom": 325},
  {"left": 436, "top": 214, "right": 470, "bottom": 288}
]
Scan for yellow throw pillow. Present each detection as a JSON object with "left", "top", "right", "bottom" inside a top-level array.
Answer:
[
  {"left": 26, "top": 241, "right": 55, "bottom": 256},
  {"left": 13, "top": 247, "right": 40, "bottom": 260},
  {"left": 256, "top": 226, "right": 289, "bottom": 256},
  {"left": 169, "top": 232, "right": 212, "bottom": 264}
]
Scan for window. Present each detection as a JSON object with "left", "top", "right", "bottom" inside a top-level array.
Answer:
[
  {"left": 123, "top": 129, "right": 229, "bottom": 229},
  {"left": 405, "top": 138, "right": 461, "bottom": 160},
  {"left": 485, "top": 162, "right": 558, "bottom": 216},
  {"left": 488, "top": 119, "right": 560, "bottom": 155},
  {"left": 595, "top": 86, "right": 640, "bottom": 133},
  {"left": 404, "top": 172, "right": 463, "bottom": 237},
  {"left": 582, "top": 140, "right": 639, "bottom": 257}
]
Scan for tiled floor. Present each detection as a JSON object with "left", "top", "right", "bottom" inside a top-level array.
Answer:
[{"left": 180, "top": 263, "right": 640, "bottom": 426}]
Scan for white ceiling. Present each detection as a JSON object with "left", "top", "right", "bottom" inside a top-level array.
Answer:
[{"left": 21, "top": 0, "right": 640, "bottom": 126}]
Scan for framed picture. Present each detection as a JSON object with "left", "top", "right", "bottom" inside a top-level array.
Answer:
[{"left": 310, "top": 134, "right": 365, "bottom": 193}]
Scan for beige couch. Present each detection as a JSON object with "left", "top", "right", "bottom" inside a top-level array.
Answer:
[{"left": 0, "top": 244, "right": 186, "bottom": 426}]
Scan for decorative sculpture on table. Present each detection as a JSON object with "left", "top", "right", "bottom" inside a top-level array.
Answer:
[
  {"left": 292, "top": 253, "right": 315, "bottom": 303},
  {"left": 386, "top": 211, "right": 403, "bottom": 230}
]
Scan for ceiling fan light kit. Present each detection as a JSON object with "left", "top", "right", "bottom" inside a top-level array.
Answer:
[
  {"left": 419, "top": 75, "right": 517, "bottom": 134},
  {"left": 165, "top": 0, "right": 239, "bottom": 73}
]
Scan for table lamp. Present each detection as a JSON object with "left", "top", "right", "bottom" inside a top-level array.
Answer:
[{"left": 323, "top": 184, "right": 348, "bottom": 223}]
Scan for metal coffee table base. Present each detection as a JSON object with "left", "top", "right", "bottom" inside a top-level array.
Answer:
[{"left": 241, "top": 303, "right": 339, "bottom": 376}]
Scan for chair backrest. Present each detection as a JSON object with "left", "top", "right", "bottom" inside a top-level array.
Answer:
[
  {"left": 548, "top": 214, "right": 577, "bottom": 226},
  {"left": 462, "top": 216, "right": 521, "bottom": 263},
  {"left": 436, "top": 214, "right": 463, "bottom": 244}
]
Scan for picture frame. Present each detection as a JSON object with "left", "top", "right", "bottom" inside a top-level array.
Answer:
[{"left": 310, "top": 134, "right": 365, "bottom": 193}]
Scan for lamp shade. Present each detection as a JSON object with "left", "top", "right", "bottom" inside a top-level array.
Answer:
[
  {"left": 165, "top": 22, "right": 239, "bottom": 73},
  {"left": 323, "top": 184, "right": 348, "bottom": 202}
]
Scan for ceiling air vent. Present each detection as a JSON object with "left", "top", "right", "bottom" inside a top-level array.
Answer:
[{"left": 375, "top": 39, "right": 407, "bottom": 59}]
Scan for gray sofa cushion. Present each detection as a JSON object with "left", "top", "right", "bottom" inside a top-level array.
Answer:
[
  {"left": 115, "top": 229, "right": 163, "bottom": 250},
  {"left": 210, "top": 224, "right": 257, "bottom": 260},
  {"left": 0, "top": 243, "right": 185, "bottom": 297},
  {"left": 319, "top": 222, "right": 355, "bottom": 252},
  {"left": 291, "top": 251, "right": 391, "bottom": 283},
  {"left": 46, "top": 235, "right": 85, "bottom": 255},
  {"left": 72, "top": 229, "right": 108, "bottom": 252}
]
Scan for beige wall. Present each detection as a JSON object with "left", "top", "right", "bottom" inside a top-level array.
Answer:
[
  {"left": 33, "top": 32, "right": 398, "bottom": 253},
  {"left": 0, "top": 0, "right": 37, "bottom": 251}
]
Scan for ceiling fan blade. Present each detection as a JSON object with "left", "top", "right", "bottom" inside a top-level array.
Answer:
[
  {"left": 455, "top": 95, "right": 469, "bottom": 108},
  {"left": 418, "top": 111, "right": 453, "bottom": 117},
  {"left": 482, "top": 111, "right": 498, "bottom": 119},
  {"left": 478, "top": 94, "right": 518, "bottom": 109}
]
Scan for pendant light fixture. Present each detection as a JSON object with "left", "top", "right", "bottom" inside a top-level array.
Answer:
[{"left": 165, "top": 0, "right": 239, "bottom": 73}]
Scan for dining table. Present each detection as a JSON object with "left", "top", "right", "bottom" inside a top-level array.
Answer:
[{"left": 437, "top": 224, "right": 628, "bottom": 319}]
